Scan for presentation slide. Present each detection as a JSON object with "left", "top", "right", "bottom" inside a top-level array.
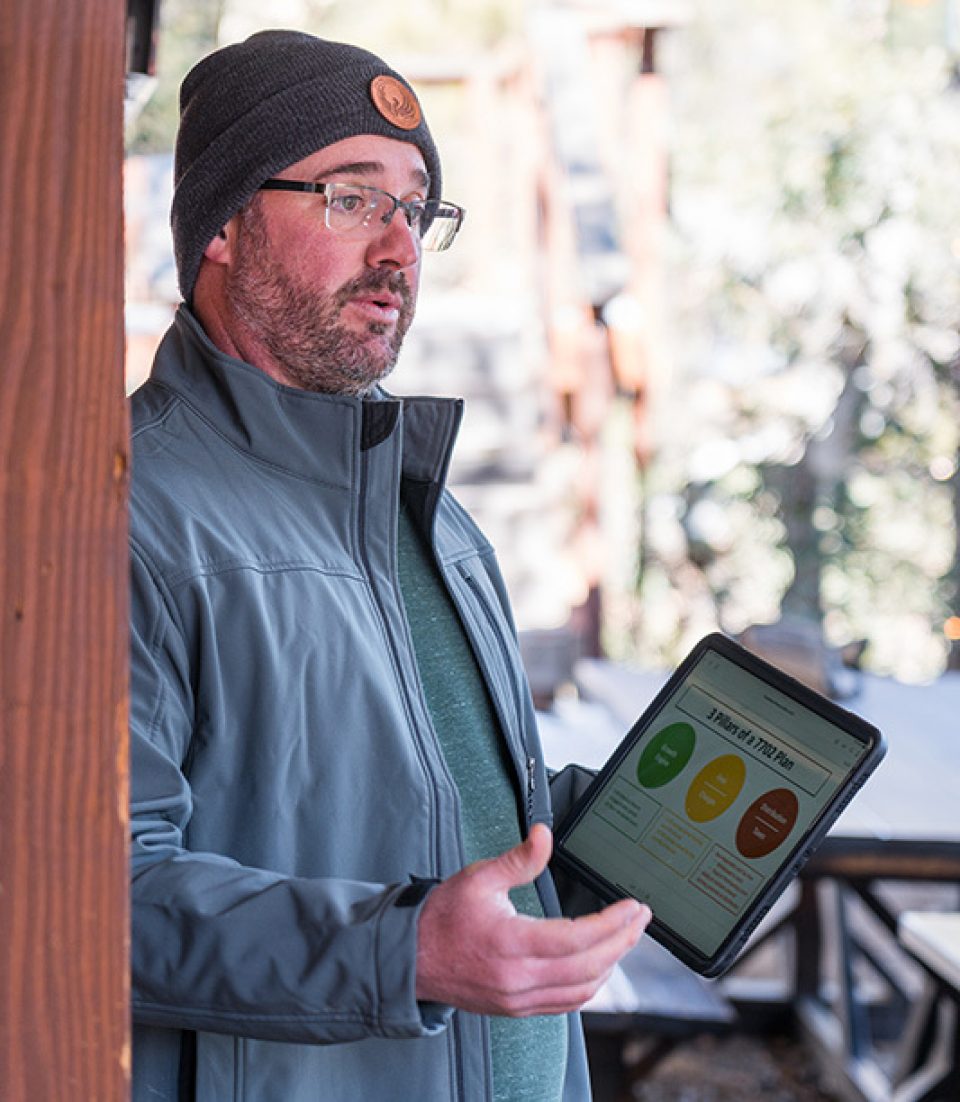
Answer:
[{"left": 561, "top": 648, "right": 868, "bottom": 955}]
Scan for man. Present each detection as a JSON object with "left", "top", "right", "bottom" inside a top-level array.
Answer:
[{"left": 130, "top": 30, "right": 650, "bottom": 1102}]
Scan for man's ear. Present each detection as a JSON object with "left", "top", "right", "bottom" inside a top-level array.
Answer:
[{"left": 203, "top": 219, "right": 235, "bottom": 265}]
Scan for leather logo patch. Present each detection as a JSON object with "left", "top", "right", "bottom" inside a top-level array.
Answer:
[{"left": 369, "top": 75, "right": 422, "bottom": 131}]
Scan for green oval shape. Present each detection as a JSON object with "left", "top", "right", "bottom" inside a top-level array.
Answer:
[{"left": 636, "top": 722, "right": 696, "bottom": 788}]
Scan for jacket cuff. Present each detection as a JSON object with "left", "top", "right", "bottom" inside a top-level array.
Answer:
[{"left": 376, "top": 879, "right": 451, "bottom": 1037}]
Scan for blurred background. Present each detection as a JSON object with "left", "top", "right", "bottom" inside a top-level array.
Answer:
[
  {"left": 124, "top": 0, "right": 960, "bottom": 690},
  {"left": 121, "top": 6, "right": 960, "bottom": 1097}
]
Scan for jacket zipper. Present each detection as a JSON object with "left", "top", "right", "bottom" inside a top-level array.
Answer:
[
  {"left": 525, "top": 754, "right": 537, "bottom": 823},
  {"left": 356, "top": 448, "right": 448, "bottom": 874}
]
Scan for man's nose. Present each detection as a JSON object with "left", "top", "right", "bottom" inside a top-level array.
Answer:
[{"left": 365, "top": 207, "right": 420, "bottom": 270}]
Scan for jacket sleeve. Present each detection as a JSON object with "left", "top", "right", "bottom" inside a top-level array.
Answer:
[{"left": 129, "top": 541, "right": 450, "bottom": 1044}]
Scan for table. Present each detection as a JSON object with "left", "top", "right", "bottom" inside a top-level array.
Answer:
[
  {"left": 900, "top": 913, "right": 960, "bottom": 994},
  {"left": 581, "top": 936, "right": 736, "bottom": 1099},
  {"left": 788, "top": 675, "right": 960, "bottom": 1102},
  {"left": 540, "top": 658, "right": 960, "bottom": 1102},
  {"left": 888, "top": 912, "right": 960, "bottom": 1102}
]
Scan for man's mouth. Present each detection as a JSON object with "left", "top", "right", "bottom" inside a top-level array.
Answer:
[
  {"left": 335, "top": 273, "right": 412, "bottom": 337},
  {"left": 353, "top": 291, "right": 403, "bottom": 318}
]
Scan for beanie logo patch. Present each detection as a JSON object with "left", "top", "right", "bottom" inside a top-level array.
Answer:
[{"left": 369, "top": 76, "right": 422, "bottom": 131}]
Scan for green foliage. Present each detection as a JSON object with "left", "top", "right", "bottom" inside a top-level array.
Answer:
[
  {"left": 127, "top": 0, "right": 225, "bottom": 154},
  {"left": 641, "top": 0, "right": 960, "bottom": 678}
]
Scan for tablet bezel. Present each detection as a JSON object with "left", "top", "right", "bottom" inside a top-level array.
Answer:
[{"left": 553, "top": 632, "right": 886, "bottom": 977}]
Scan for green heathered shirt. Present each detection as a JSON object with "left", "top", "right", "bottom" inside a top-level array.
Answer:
[{"left": 396, "top": 493, "right": 567, "bottom": 1102}]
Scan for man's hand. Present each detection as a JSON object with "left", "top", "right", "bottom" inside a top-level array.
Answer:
[{"left": 415, "top": 823, "right": 651, "bottom": 1017}]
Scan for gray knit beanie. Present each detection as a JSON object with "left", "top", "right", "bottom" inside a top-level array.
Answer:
[{"left": 171, "top": 30, "right": 441, "bottom": 302}]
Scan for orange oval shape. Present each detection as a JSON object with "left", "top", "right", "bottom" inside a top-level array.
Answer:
[
  {"left": 685, "top": 754, "right": 746, "bottom": 823},
  {"left": 736, "top": 788, "right": 800, "bottom": 859}
]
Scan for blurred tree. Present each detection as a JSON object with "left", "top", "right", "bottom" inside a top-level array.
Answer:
[
  {"left": 127, "top": 0, "right": 225, "bottom": 153},
  {"left": 640, "top": 0, "right": 960, "bottom": 679}
]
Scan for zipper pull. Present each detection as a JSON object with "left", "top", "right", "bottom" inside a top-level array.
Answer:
[{"left": 526, "top": 756, "right": 537, "bottom": 818}]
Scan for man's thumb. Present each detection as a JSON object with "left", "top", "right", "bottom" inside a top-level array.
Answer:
[{"left": 485, "top": 823, "right": 553, "bottom": 891}]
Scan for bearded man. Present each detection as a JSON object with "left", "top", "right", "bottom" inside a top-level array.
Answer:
[{"left": 129, "top": 30, "right": 648, "bottom": 1102}]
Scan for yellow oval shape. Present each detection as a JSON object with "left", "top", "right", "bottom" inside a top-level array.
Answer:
[{"left": 685, "top": 754, "right": 747, "bottom": 823}]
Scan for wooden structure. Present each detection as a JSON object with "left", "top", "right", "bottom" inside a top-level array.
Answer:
[
  {"left": 898, "top": 909, "right": 960, "bottom": 1102},
  {"left": 0, "top": 1, "right": 130, "bottom": 1098},
  {"left": 528, "top": 3, "right": 685, "bottom": 658}
]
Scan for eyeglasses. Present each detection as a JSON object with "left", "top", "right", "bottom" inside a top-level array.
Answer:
[{"left": 258, "top": 179, "right": 465, "bottom": 252}]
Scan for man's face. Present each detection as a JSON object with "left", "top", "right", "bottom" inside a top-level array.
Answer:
[{"left": 224, "top": 134, "right": 426, "bottom": 395}]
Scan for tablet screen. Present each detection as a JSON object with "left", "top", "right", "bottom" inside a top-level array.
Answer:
[{"left": 558, "top": 642, "right": 875, "bottom": 959}]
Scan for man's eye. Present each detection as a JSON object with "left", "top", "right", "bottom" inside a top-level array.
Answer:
[{"left": 329, "top": 191, "right": 368, "bottom": 214}]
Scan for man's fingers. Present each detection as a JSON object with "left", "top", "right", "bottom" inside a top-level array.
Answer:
[
  {"left": 472, "top": 823, "right": 553, "bottom": 894},
  {"left": 499, "top": 902, "right": 649, "bottom": 993},
  {"left": 476, "top": 946, "right": 633, "bottom": 1018},
  {"left": 511, "top": 897, "right": 650, "bottom": 960},
  {"left": 494, "top": 972, "right": 618, "bottom": 1018},
  {"left": 415, "top": 828, "right": 653, "bottom": 1017}
]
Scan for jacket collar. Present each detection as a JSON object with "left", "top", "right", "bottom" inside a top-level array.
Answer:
[{"left": 149, "top": 306, "right": 463, "bottom": 489}]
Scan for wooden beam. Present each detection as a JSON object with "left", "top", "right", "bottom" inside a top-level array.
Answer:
[{"left": 0, "top": 1, "right": 129, "bottom": 1099}]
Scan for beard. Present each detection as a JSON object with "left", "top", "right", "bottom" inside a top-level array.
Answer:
[{"left": 226, "top": 200, "right": 416, "bottom": 395}]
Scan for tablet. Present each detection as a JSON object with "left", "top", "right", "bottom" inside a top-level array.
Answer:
[{"left": 554, "top": 632, "right": 886, "bottom": 976}]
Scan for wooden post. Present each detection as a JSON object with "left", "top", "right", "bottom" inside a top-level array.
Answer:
[{"left": 0, "top": 2, "right": 129, "bottom": 1099}]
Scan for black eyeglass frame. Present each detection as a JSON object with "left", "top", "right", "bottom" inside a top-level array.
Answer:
[{"left": 257, "top": 179, "right": 465, "bottom": 250}]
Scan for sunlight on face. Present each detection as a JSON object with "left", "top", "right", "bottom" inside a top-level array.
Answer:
[{"left": 227, "top": 197, "right": 416, "bottom": 395}]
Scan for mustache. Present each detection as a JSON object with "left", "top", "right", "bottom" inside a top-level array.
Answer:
[{"left": 336, "top": 271, "right": 413, "bottom": 310}]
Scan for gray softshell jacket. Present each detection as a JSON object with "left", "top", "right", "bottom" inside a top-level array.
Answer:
[{"left": 129, "top": 307, "right": 592, "bottom": 1101}]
